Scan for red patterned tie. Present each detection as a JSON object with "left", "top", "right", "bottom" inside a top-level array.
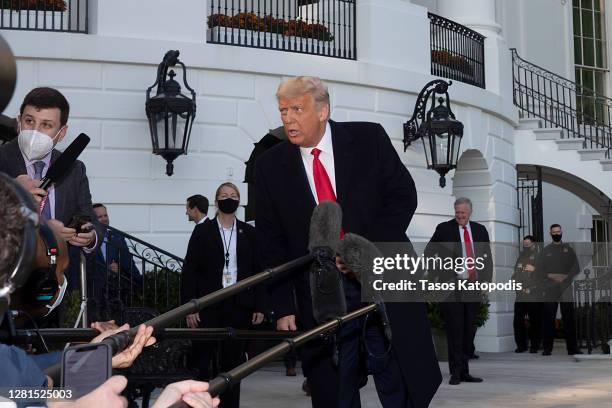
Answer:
[
  {"left": 311, "top": 148, "right": 344, "bottom": 238},
  {"left": 463, "top": 226, "right": 476, "bottom": 281}
]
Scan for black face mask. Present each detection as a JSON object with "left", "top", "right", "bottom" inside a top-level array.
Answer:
[
  {"left": 218, "top": 198, "right": 239, "bottom": 214},
  {"left": 551, "top": 233, "right": 562, "bottom": 243}
]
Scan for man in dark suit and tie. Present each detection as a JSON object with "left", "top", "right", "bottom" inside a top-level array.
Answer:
[
  {"left": 0, "top": 87, "right": 103, "bottom": 295},
  {"left": 255, "top": 76, "right": 441, "bottom": 408},
  {"left": 425, "top": 197, "right": 492, "bottom": 385},
  {"left": 90, "top": 203, "right": 141, "bottom": 320}
]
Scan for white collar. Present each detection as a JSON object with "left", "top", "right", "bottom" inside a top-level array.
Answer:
[{"left": 299, "top": 122, "right": 332, "bottom": 158}]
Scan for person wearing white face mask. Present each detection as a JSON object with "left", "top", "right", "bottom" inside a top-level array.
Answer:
[{"left": 0, "top": 87, "right": 103, "bottom": 306}]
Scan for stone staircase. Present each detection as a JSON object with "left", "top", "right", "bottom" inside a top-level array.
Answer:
[{"left": 514, "top": 117, "right": 612, "bottom": 199}]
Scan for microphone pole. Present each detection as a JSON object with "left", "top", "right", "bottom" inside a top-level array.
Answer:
[
  {"left": 168, "top": 303, "right": 379, "bottom": 408},
  {"left": 1, "top": 328, "right": 304, "bottom": 344},
  {"left": 44, "top": 252, "right": 316, "bottom": 383}
]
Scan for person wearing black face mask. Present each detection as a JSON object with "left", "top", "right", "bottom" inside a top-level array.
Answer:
[
  {"left": 536, "top": 224, "right": 582, "bottom": 356},
  {"left": 511, "top": 235, "right": 542, "bottom": 353},
  {"left": 180, "top": 182, "right": 266, "bottom": 408}
]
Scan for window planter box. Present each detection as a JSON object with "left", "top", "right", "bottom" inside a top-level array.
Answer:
[{"left": 207, "top": 26, "right": 335, "bottom": 55}]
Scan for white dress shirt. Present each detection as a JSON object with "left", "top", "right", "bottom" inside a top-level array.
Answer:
[
  {"left": 457, "top": 222, "right": 474, "bottom": 280},
  {"left": 299, "top": 122, "right": 336, "bottom": 204},
  {"left": 197, "top": 216, "right": 208, "bottom": 225}
]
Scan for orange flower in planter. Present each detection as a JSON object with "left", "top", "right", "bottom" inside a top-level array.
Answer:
[
  {"left": 1, "top": 0, "right": 67, "bottom": 11},
  {"left": 207, "top": 11, "right": 334, "bottom": 42}
]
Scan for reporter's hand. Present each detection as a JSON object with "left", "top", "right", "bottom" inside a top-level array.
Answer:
[
  {"left": 69, "top": 222, "right": 95, "bottom": 247},
  {"left": 252, "top": 312, "right": 264, "bottom": 325},
  {"left": 109, "top": 261, "right": 120, "bottom": 273},
  {"left": 186, "top": 312, "right": 201, "bottom": 328},
  {"left": 92, "top": 323, "right": 156, "bottom": 369},
  {"left": 277, "top": 315, "right": 296, "bottom": 331},
  {"left": 91, "top": 320, "right": 119, "bottom": 333},
  {"left": 47, "top": 219, "right": 77, "bottom": 242},
  {"left": 15, "top": 174, "right": 46, "bottom": 205},
  {"left": 49, "top": 376, "right": 128, "bottom": 408},
  {"left": 152, "top": 380, "right": 219, "bottom": 408}
]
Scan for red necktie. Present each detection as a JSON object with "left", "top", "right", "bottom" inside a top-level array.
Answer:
[
  {"left": 311, "top": 148, "right": 336, "bottom": 202},
  {"left": 463, "top": 226, "right": 476, "bottom": 281},
  {"left": 311, "top": 148, "right": 344, "bottom": 238}
]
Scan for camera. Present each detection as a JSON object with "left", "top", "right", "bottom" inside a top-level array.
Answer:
[{"left": 67, "top": 215, "right": 93, "bottom": 234}]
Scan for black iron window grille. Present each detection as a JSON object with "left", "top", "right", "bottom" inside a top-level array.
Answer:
[
  {"left": 428, "top": 13, "right": 485, "bottom": 89},
  {"left": 207, "top": 0, "right": 356, "bottom": 60},
  {"left": 0, "top": 0, "right": 88, "bottom": 33}
]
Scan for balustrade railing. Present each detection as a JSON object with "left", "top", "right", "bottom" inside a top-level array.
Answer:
[
  {"left": 428, "top": 13, "right": 485, "bottom": 89},
  {"left": 512, "top": 48, "right": 612, "bottom": 157},
  {"left": 0, "top": 0, "right": 88, "bottom": 33},
  {"left": 207, "top": 0, "right": 356, "bottom": 59}
]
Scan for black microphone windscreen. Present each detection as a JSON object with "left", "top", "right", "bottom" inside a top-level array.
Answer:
[
  {"left": 308, "top": 201, "right": 345, "bottom": 324},
  {"left": 40, "top": 133, "right": 90, "bottom": 190},
  {"left": 339, "top": 233, "right": 393, "bottom": 342},
  {"left": 339, "top": 233, "right": 383, "bottom": 284},
  {"left": 308, "top": 201, "right": 342, "bottom": 253}
]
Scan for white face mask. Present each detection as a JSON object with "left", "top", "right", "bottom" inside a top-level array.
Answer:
[
  {"left": 44, "top": 277, "right": 67, "bottom": 317},
  {"left": 18, "top": 127, "right": 62, "bottom": 161}
]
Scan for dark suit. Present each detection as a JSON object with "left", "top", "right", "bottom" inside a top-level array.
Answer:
[
  {"left": 425, "top": 218, "right": 492, "bottom": 379},
  {"left": 180, "top": 217, "right": 265, "bottom": 408},
  {"left": 255, "top": 120, "right": 441, "bottom": 408},
  {"left": 89, "top": 230, "right": 141, "bottom": 321},
  {"left": 0, "top": 140, "right": 103, "bottom": 294}
]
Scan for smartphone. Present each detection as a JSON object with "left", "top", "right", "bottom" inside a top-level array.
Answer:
[{"left": 61, "top": 342, "right": 112, "bottom": 399}]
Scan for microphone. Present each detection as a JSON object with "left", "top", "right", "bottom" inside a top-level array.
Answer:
[
  {"left": 40, "top": 133, "right": 90, "bottom": 190},
  {"left": 308, "top": 201, "right": 346, "bottom": 324},
  {"left": 339, "top": 233, "right": 392, "bottom": 342}
]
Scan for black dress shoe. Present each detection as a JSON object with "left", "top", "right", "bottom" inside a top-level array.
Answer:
[
  {"left": 461, "top": 374, "right": 483, "bottom": 383},
  {"left": 568, "top": 350, "right": 584, "bottom": 355},
  {"left": 529, "top": 348, "right": 538, "bottom": 353},
  {"left": 515, "top": 347, "right": 527, "bottom": 353},
  {"left": 449, "top": 376, "right": 461, "bottom": 385},
  {"left": 542, "top": 350, "right": 552, "bottom": 356},
  {"left": 469, "top": 353, "right": 480, "bottom": 359}
]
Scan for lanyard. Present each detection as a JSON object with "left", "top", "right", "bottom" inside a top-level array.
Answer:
[{"left": 220, "top": 219, "right": 235, "bottom": 270}]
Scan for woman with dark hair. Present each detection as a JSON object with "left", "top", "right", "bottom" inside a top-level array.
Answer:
[{"left": 181, "top": 182, "right": 266, "bottom": 408}]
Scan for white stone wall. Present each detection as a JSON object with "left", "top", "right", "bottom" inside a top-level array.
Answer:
[{"left": 1, "top": 0, "right": 523, "bottom": 351}]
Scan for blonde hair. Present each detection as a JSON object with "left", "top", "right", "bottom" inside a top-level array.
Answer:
[
  {"left": 215, "top": 182, "right": 240, "bottom": 201},
  {"left": 276, "top": 76, "right": 330, "bottom": 109}
]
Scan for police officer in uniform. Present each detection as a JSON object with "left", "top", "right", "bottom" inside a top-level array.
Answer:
[
  {"left": 511, "top": 235, "right": 542, "bottom": 353},
  {"left": 537, "top": 224, "right": 582, "bottom": 355}
]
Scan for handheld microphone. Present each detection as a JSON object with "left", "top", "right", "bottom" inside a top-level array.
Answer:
[
  {"left": 339, "top": 233, "right": 392, "bottom": 342},
  {"left": 308, "top": 201, "right": 346, "bottom": 324},
  {"left": 40, "top": 133, "right": 90, "bottom": 190}
]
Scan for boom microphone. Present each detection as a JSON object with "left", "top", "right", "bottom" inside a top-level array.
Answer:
[
  {"left": 40, "top": 133, "right": 90, "bottom": 190},
  {"left": 308, "top": 201, "right": 346, "bottom": 324},
  {"left": 339, "top": 233, "right": 392, "bottom": 342},
  {"left": 44, "top": 201, "right": 343, "bottom": 384}
]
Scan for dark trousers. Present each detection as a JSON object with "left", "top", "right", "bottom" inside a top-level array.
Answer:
[
  {"left": 440, "top": 301, "right": 479, "bottom": 378},
  {"left": 513, "top": 301, "right": 542, "bottom": 350},
  {"left": 193, "top": 299, "right": 251, "bottom": 408},
  {"left": 541, "top": 301, "right": 578, "bottom": 353},
  {"left": 303, "top": 276, "right": 411, "bottom": 408}
]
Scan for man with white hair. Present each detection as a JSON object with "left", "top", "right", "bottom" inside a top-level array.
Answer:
[
  {"left": 255, "top": 76, "right": 441, "bottom": 408},
  {"left": 425, "top": 197, "right": 493, "bottom": 385}
]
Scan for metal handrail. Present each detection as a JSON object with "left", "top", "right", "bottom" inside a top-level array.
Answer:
[{"left": 511, "top": 48, "right": 612, "bottom": 156}]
